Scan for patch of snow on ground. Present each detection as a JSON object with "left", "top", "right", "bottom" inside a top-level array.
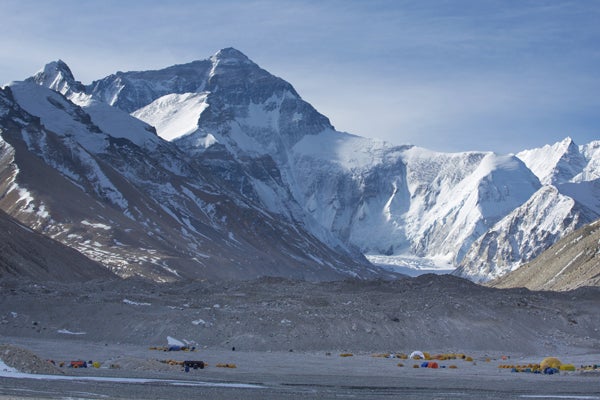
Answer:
[
  {"left": 81, "top": 220, "right": 111, "bottom": 230},
  {"left": 160, "top": 264, "right": 180, "bottom": 277},
  {"left": 123, "top": 299, "right": 151, "bottom": 306},
  {"left": 0, "top": 359, "right": 18, "bottom": 373},
  {"left": 307, "top": 254, "right": 325, "bottom": 265},
  {"left": 0, "top": 367, "right": 263, "bottom": 388},
  {"left": 548, "top": 251, "right": 584, "bottom": 286},
  {"left": 13, "top": 186, "right": 34, "bottom": 209},
  {"left": 57, "top": 329, "right": 86, "bottom": 335},
  {"left": 228, "top": 232, "right": 242, "bottom": 245},
  {"left": 36, "top": 204, "right": 49, "bottom": 218}
]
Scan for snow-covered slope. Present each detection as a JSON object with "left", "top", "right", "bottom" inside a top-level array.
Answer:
[
  {"left": 19, "top": 48, "right": 600, "bottom": 284},
  {"left": 292, "top": 133, "right": 541, "bottom": 269},
  {"left": 452, "top": 137, "right": 600, "bottom": 282},
  {"left": 517, "top": 137, "right": 589, "bottom": 185},
  {"left": 578, "top": 141, "right": 600, "bottom": 182},
  {"left": 455, "top": 185, "right": 599, "bottom": 282},
  {"left": 131, "top": 92, "right": 209, "bottom": 141}
]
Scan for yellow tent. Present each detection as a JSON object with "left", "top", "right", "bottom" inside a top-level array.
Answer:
[{"left": 540, "top": 357, "right": 561, "bottom": 369}]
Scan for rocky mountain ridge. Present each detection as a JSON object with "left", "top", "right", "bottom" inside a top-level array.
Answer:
[{"left": 489, "top": 218, "right": 600, "bottom": 291}]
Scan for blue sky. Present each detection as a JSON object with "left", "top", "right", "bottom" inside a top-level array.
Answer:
[{"left": 1, "top": 0, "right": 599, "bottom": 153}]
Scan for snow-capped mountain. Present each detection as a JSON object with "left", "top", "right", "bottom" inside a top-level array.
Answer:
[
  {"left": 5, "top": 47, "right": 600, "bottom": 283},
  {"left": 83, "top": 48, "right": 588, "bottom": 280},
  {"left": 455, "top": 185, "right": 598, "bottom": 282},
  {"left": 454, "top": 138, "right": 600, "bottom": 281},
  {"left": 517, "top": 137, "right": 590, "bottom": 185},
  {"left": 0, "top": 76, "right": 376, "bottom": 281},
  {"left": 26, "top": 59, "right": 85, "bottom": 98}
]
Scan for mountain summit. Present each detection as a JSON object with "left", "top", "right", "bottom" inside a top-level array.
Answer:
[
  {"left": 26, "top": 59, "right": 85, "bottom": 96},
  {"left": 210, "top": 47, "right": 254, "bottom": 65},
  {"left": 91, "top": 48, "right": 333, "bottom": 149}
]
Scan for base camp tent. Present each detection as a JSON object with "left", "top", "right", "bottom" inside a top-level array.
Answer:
[{"left": 540, "top": 357, "right": 562, "bottom": 369}]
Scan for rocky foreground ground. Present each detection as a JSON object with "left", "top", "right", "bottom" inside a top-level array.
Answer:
[{"left": 1, "top": 274, "right": 599, "bottom": 399}]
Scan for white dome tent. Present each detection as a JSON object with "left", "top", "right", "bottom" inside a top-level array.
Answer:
[{"left": 410, "top": 351, "right": 425, "bottom": 360}]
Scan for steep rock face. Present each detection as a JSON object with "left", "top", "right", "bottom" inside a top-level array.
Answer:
[
  {"left": 88, "top": 59, "right": 212, "bottom": 114},
  {"left": 0, "top": 82, "right": 374, "bottom": 282},
  {"left": 91, "top": 48, "right": 333, "bottom": 152},
  {"left": 489, "top": 218, "right": 600, "bottom": 291}
]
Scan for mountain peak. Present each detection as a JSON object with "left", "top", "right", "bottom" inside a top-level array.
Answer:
[
  {"left": 27, "top": 59, "right": 84, "bottom": 96},
  {"left": 517, "top": 136, "right": 587, "bottom": 185},
  {"left": 211, "top": 47, "right": 253, "bottom": 65},
  {"left": 36, "top": 60, "right": 75, "bottom": 83},
  {"left": 557, "top": 136, "right": 577, "bottom": 150}
]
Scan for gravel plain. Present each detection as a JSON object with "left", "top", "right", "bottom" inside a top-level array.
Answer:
[{"left": 1, "top": 275, "right": 600, "bottom": 399}]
